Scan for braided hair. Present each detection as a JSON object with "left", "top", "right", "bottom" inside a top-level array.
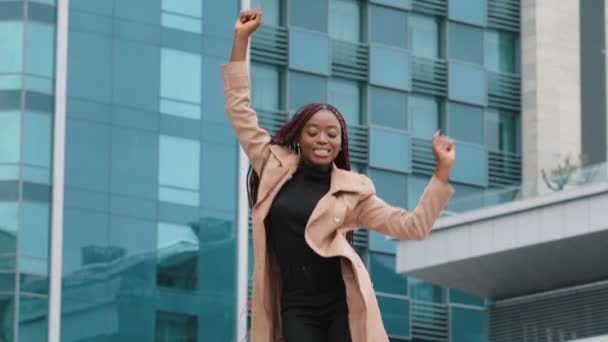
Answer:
[{"left": 247, "top": 103, "right": 354, "bottom": 244}]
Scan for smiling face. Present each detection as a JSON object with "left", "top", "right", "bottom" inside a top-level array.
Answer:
[{"left": 298, "top": 109, "right": 343, "bottom": 171}]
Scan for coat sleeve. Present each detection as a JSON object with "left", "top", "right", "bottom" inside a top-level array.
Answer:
[
  {"left": 354, "top": 175, "right": 455, "bottom": 240},
  {"left": 221, "top": 61, "right": 271, "bottom": 175}
]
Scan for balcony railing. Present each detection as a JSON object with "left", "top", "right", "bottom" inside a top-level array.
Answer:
[
  {"left": 488, "top": 0, "right": 520, "bottom": 32},
  {"left": 488, "top": 71, "right": 521, "bottom": 111},
  {"left": 412, "top": 0, "right": 447, "bottom": 16},
  {"left": 412, "top": 56, "right": 447, "bottom": 97},
  {"left": 412, "top": 300, "right": 449, "bottom": 341},
  {"left": 412, "top": 137, "right": 437, "bottom": 176},
  {"left": 347, "top": 124, "right": 369, "bottom": 165},
  {"left": 331, "top": 39, "right": 369, "bottom": 81},
  {"left": 256, "top": 108, "right": 288, "bottom": 137},
  {"left": 488, "top": 150, "right": 522, "bottom": 187},
  {"left": 251, "top": 25, "right": 289, "bottom": 66}
]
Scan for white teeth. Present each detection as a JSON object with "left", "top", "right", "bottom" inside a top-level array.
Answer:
[{"left": 313, "top": 149, "right": 330, "bottom": 157}]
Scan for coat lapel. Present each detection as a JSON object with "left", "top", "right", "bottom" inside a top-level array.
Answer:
[{"left": 254, "top": 145, "right": 299, "bottom": 209}]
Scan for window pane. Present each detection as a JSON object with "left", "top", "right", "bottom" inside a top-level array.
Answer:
[
  {"left": 410, "top": 95, "right": 440, "bottom": 139},
  {"left": 448, "top": 182, "right": 485, "bottom": 212},
  {"left": 370, "top": 0, "right": 411, "bottom": 10},
  {"left": 159, "top": 135, "right": 200, "bottom": 190},
  {"left": 0, "top": 295, "right": 14, "bottom": 341},
  {"left": 251, "top": 64, "right": 280, "bottom": 110},
  {"left": 447, "top": 102, "right": 484, "bottom": 144},
  {"left": 251, "top": 0, "right": 280, "bottom": 27},
  {"left": 111, "top": 127, "right": 158, "bottom": 199},
  {"left": 161, "top": 0, "right": 202, "bottom": 18},
  {"left": 20, "top": 202, "right": 50, "bottom": 273},
  {"left": 370, "top": 127, "right": 411, "bottom": 172},
  {"left": 290, "top": 0, "right": 328, "bottom": 32},
  {"left": 406, "top": 175, "right": 429, "bottom": 211},
  {"left": 450, "top": 143, "right": 487, "bottom": 186},
  {"left": 161, "top": 48, "right": 201, "bottom": 105},
  {"left": 329, "top": 79, "right": 360, "bottom": 125},
  {"left": 409, "top": 277, "right": 444, "bottom": 303},
  {"left": 485, "top": 30, "right": 517, "bottom": 74},
  {"left": 67, "top": 31, "right": 113, "bottom": 102},
  {"left": 448, "top": 62, "right": 487, "bottom": 106},
  {"left": 448, "top": 0, "right": 486, "bottom": 27},
  {"left": 25, "top": 23, "right": 55, "bottom": 77},
  {"left": 200, "top": 143, "right": 237, "bottom": 212},
  {"left": 155, "top": 311, "right": 198, "bottom": 342},
  {"left": 19, "top": 296, "right": 48, "bottom": 342},
  {"left": 157, "top": 222, "right": 199, "bottom": 291},
  {"left": 369, "top": 87, "right": 407, "bottom": 130},
  {"left": 329, "top": 0, "right": 360, "bottom": 42},
  {"left": 377, "top": 295, "right": 410, "bottom": 337},
  {"left": 450, "top": 307, "right": 487, "bottom": 342},
  {"left": 409, "top": 14, "right": 440, "bottom": 58},
  {"left": 24, "top": 112, "right": 52, "bottom": 168},
  {"left": 0, "top": 202, "right": 18, "bottom": 256},
  {"left": 288, "top": 72, "right": 327, "bottom": 112},
  {"left": 450, "top": 288, "right": 485, "bottom": 306},
  {"left": 486, "top": 109, "right": 519, "bottom": 153},
  {"left": 448, "top": 22, "right": 484, "bottom": 64},
  {"left": 113, "top": 39, "right": 160, "bottom": 111},
  {"left": 289, "top": 29, "right": 330, "bottom": 75},
  {"left": 62, "top": 209, "right": 109, "bottom": 277},
  {"left": 0, "top": 22, "right": 23, "bottom": 72},
  {"left": 370, "top": 46, "right": 410, "bottom": 91},
  {"left": 369, "top": 253, "right": 407, "bottom": 295},
  {"left": 370, "top": 5, "right": 407, "bottom": 48},
  {"left": 0, "top": 112, "right": 21, "bottom": 163},
  {"left": 65, "top": 119, "right": 110, "bottom": 192}
]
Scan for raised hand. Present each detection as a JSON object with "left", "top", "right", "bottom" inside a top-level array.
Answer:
[
  {"left": 431, "top": 130, "right": 456, "bottom": 182},
  {"left": 235, "top": 6, "right": 262, "bottom": 39}
]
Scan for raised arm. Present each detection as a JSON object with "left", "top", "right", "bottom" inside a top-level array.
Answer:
[
  {"left": 355, "top": 131, "right": 456, "bottom": 240},
  {"left": 221, "top": 7, "right": 271, "bottom": 174}
]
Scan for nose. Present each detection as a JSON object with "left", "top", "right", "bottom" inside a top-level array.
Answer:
[{"left": 317, "top": 133, "right": 328, "bottom": 144}]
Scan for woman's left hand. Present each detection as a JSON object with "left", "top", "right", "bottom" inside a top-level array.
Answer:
[{"left": 431, "top": 130, "right": 455, "bottom": 182}]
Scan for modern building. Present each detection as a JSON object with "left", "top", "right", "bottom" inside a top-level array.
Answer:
[
  {"left": 397, "top": 1, "right": 608, "bottom": 341},
  {"left": 0, "top": 0, "right": 548, "bottom": 341}
]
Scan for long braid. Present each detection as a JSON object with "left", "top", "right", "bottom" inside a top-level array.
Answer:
[{"left": 247, "top": 103, "right": 355, "bottom": 245}]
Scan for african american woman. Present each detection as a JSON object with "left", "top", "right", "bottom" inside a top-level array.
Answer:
[{"left": 221, "top": 7, "right": 456, "bottom": 342}]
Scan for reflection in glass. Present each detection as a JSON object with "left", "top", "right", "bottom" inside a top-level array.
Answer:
[
  {"left": 410, "top": 95, "right": 441, "bottom": 139},
  {"left": 289, "top": 72, "right": 327, "bottom": 111},
  {"left": 448, "top": 22, "right": 484, "bottom": 64},
  {"left": 377, "top": 295, "right": 410, "bottom": 337},
  {"left": 251, "top": 64, "right": 280, "bottom": 111},
  {"left": 329, "top": 0, "right": 361, "bottom": 42},
  {"left": 447, "top": 102, "right": 484, "bottom": 145},
  {"left": 251, "top": 0, "right": 280, "bottom": 27},
  {"left": 20, "top": 202, "right": 50, "bottom": 274},
  {"left": 0, "top": 22, "right": 23, "bottom": 73},
  {"left": 486, "top": 109, "right": 519, "bottom": 153},
  {"left": 289, "top": 0, "right": 328, "bottom": 32},
  {"left": 329, "top": 79, "right": 361, "bottom": 125},
  {"left": 0, "top": 112, "right": 21, "bottom": 163},
  {"left": 160, "top": 48, "right": 202, "bottom": 119},
  {"left": 24, "top": 112, "right": 52, "bottom": 168},
  {"left": 369, "top": 253, "right": 407, "bottom": 295},
  {"left": 155, "top": 311, "right": 197, "bottom": 342},
  {"left": 485, "top": 30, "right": 518, "bottom": 74},
  {"left": 157, "top": 222, "right": 199, "bottom": 291},
  {"left": 0, "top": 202, "right": 17, "bottom": 258},
  {"left": 0, "top": 295, "right": 14, "bottom": 342},
  {"left": 158, "top": 135, "right": 200, "bottom": 206},
  {"left": 409, "top": 14, "right": 440, "bottom": 58},
  {"left": 369, "top": 87, "right": 407, "bottom": 130},
  {"left": 25, "top": 23, "right": 55, "bottom": 77},
  {"left": 370, "top": 5, "right": 407, "bottom": 48},
  {"left": 409, "top": 277, "right": 444, "bottom": 303},
  {"left": 19, "top": 295, "right": 49, "bottom": 342}
]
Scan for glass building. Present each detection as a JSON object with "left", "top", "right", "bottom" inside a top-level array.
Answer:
[{"left": 0, "top": 0, "right": 520, "bottom": 341}]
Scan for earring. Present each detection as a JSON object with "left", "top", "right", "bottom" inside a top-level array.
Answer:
[{"left": 296, "top": 143, "right": 301, "bottom": 154}]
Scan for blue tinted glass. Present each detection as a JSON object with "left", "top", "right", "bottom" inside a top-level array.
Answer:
[
  {"left": 155, "top": 311, "right": 197, "bottom": 341},
  {"left": 157, "top": 222, "right": 199, "bottom": 291},
  {"left": 24, "top": 112, "right": 52, "bottom": 168},
  {"left": 62, "top": 209, "right": 109, "bottom": 276},
  {"left": 113, "top": 39, "right": 160, "bottom": 111},
  {"left": 409, "top": 276, "right": 444, "bottom": 302},
  {"left": 370, "top": 0, "right": 411, "bottom": 10},
  {"left": 69, "top": 9, "right": 113, "bottom": 34},
  {"left": 448, "top": 62, "right": 487, "bottom": 106},
  {"left": 449, "top": 0, "right": 486, "bottom": 27},
  {"left": 115, "top": 18, "right": 162, "bottom": 45},
  {"left": 447, "top": 102, "right": 484, "bottom": 144},
  {"left": 159, "top": 135, "right": 200, "bottom": 190},
  {"left": 26, "top": 23, "right": 55, "bottom": 77},
  {"left": 0, "top": 22, "right": 23, "bottom": 72},
  {"left": 370, "top": 127, "right": 411, "bottom": 172},
  {"left": 409, "top": 14, "right": 440, "bottom": 58},
  {"left": 20, "top": 202, "right": 50, "bottom": 266},
  {"left": 290, "top": 0, "right": 328, "bottom": 32},
  {"left": 161, "top": 48, "right": 201, "bottom": 104},
  {"left": 410, "top": 95, "right": 440, "bottom": 139},
  {"left": 328, "top": 79, "right": 360, "bottom": 124},
  {"left": 110, "top": 195, "right": 156, "bottom": 221},
  {"left": 288, "top": 72, "right": 327, "bottom": 112},
  {"left": 200, "top": 143, "right": 237, "bottom": 212},
  {"left": 251, "top": 0, "right": 280, "bottom": 26},
  {"left": 450, "top": 143, "right": 487, "bottom": 186},
  {"left": 0, "top": 112, "right": 20, "bottom": 163},
  {"left": 369, "top": 87, "right": 407, "bottom": 130},
  {"left": 448, "top": 182, "right": 485, "bottom": 212},
  {"left": 377, "top": 295, "right": 410, "bottom": 337},
  {"left": 485, "top": 109, "right": 519, "bottom": 153},
  {"left": 202, "top": 0, "right": 237, "bottom": 38},
  {"left": 70, "top": 0, "right": 113, "bottom": 15},
  {"left": 67, "top": 31, "right": 113, "bottom": 102},
  {"left": 19, "top": 295, "right": 48, "bottom": 341},
  {"left": 407, "top": 175, "right": 429, "bottom": 211},
  {"left": 368, "top": 168, "right": 407, "bottom": 208},
  {"left": 108, "top": 215, "right": 156, "bottom": 285},
  {"left": 485, "top": 30, "right": 518, "bottom": 73},
  {"left": 0, "top": 2, "right": 24, "bottom": 20},
  {"left": 111, "top": 127, "right": 158, "bottom": 199},
  {"left": 370, "top": 5, "right": 407, "bottom": 48},
  {"left": 289, "top": 29, "right": 330, "bottom": 76},
  {"left": 0, "top": 295, "right": 14, "bottom": 339},
  {"left": 450, "top": 288, "right": 485, "bottom": 306},
  {"left": 251, "top": 64, "right": 280, "bottom": 110},
  {"left": 370, "top": 46, "right": 410, "bottom": 91},
  {"left": 369, "top": 253, "right": 407, "bottom": 295},
  {"left": 114, "top": 0, "right": 161, "bottom": 25},
  {"left": 448, "top": 22, "right": 484, "bottom": 64},
  {"left": 329, "top": 0, "right": 361, "bottom": 42},
  {"left": 68, "top": 98, "right": 111, "bottom": 123},
  {"left": 450, "top": 307, "right": 487, "bottom": 342},
  {"left": 0, "top": 202, "right": 18, "bottom": 256},
  {"left": 162, "top": 0, "right": 202, "bottom": 17},
  {"left": 64, "top": 119, "right": 110, "bottom": 192},
  {"left": 202, "top": 56, "right": 229, "bottom": 123}
]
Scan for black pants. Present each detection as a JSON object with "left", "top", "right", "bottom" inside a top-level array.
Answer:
[{"left": 281, "top": 300, "right": 352, "bottom": 342}]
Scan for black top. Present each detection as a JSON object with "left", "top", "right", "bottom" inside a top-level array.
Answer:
[{"left": 266, "top": 161, "right": 346, "bottom": 309}]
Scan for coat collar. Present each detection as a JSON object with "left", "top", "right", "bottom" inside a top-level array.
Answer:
[{"left": 269, "top": 145, "right": 362, "bottom": 195}]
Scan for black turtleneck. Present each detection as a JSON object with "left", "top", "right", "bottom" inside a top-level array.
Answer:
[{"left": 266, "top": 160, "right": 346, "bottom": 309}]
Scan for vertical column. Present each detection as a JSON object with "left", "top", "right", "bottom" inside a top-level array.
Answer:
[{"left": 48, "top": 0, "right": 69, "bottom": 341}]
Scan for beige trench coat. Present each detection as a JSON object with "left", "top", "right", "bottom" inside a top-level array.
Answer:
[{"left": 221, "top": 61, "right": 454, "bottom": 342}]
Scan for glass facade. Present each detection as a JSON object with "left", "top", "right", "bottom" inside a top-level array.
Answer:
[{"left": 0, "top": 0, "right": 521, "bottom": 340}]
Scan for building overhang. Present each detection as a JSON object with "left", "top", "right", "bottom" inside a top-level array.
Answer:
[{"left": 396, "top": 183, "right": 608, "bottom": 300}]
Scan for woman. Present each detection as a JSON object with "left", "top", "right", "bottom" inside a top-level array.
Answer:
[{"left": 222, "top": 7, "right": 456, "bottom": 342}]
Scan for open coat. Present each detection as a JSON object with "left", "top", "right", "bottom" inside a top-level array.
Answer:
[{"left": 221, "top": 61, "right": 454, "bottom": 342}]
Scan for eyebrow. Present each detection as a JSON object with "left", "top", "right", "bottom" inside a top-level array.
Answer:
[{"left": 306, "top": 123, "right": 340, "bottom": 129}]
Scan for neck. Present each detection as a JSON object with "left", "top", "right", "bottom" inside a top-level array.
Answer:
[{"left": 300, "top": 158, "right": 331, "bottom": 172}]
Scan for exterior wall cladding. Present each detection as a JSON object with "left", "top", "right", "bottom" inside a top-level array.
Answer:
[{"left": 0, "top": 0, "right": 522, "bottom": 341}]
